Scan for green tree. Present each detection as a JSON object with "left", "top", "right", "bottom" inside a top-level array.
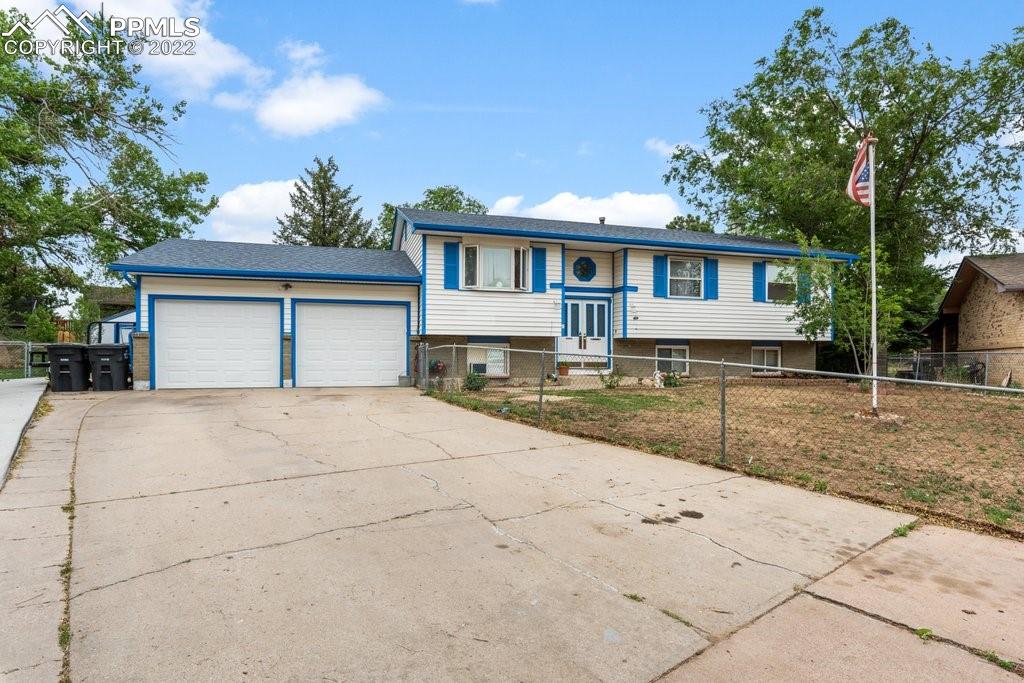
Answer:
[
  {"left": 783, "top": 239, "right": 904, "bottom": 375},
  {"left": 663, "top": 8, "right": 1024, "bottom": 349},
  {"left": 70, "top": 297, "right": 102, "bottom": 343},
  {"left": 665, "top": 214, "right": 714, "bottom": 232},
  {"left": 274, "top": 156, "right": 382, "bottom": 248},
  {"left": 21, "top": 307, "right": 57, "bottom": 343},
  {"left": 0, "top": 10, "right": 216, "bottom": 326},
  {"left": 377, "top": 185, "right": 488, "bottom": 244}
]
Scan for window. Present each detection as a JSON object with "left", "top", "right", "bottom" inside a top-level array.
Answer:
[
  {"left": 656, "top": 346, "right": 689, "bottom": 375},
  {"left": 752, "top": 346, "right": 782, "bottom": 375},
  {"left": 463, "top": 244, "right": 528, "bottom": 290},
  {"left": 463, "top": 246, "right": 478, "bottom": 287},
  {"left": 669, "top": 258, "right": 702, "bottom": 298},
  {"left": 467, "top": 344, "right": 509, "bottom": 376},
  {"left": 401, "top": 219, "right": 408, "bottom": 242},
  {"left": 766, "top": 263, "right": 796, "bottom": 302}
]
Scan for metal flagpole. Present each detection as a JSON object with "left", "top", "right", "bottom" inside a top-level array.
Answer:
[{"left": 867, "top": 135, "right": 879, "bottom": 415}]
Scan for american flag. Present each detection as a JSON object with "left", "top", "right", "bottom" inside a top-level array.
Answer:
[{"left": 846, "top": 139, "right": 871, "bottom": 206}]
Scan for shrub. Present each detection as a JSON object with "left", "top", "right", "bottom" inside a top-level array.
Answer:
[
  {"left": 662, "top": 371, "right": 683, "bottom": 388},
  {"left": 463, "top": 372, "right": 488, "bottom": 391},
  {"left": 600, "top": 370, "right": 623, "bottom": 389}
]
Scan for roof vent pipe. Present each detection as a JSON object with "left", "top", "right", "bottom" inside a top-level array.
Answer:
[{"left": 598, "top": 217, "right": 606, "bottom": 224}]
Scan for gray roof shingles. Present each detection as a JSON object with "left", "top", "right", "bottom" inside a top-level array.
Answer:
[
  {"left": 397, "top": 207, "right": 857, "bottom": 259},
  {"left": 110, "top": 239, "right": 421, "bottom": 280}
]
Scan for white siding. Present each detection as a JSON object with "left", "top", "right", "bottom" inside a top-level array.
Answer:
[
  {"left": 565, "top": 250, "right": 612, "bottom": 288},
  {"left": 626, "top": 250, "right": 808, "bottom": 340},
  {"left": 400, "top": 221, "right": 423, "bottom": 271},
  {"left": 423, "top": 236, "right": 562, "bottom": 336},
  {"left": 612, "top": 250, "right": 625, "bottom": 338},
  {"left": 139, "top": 276, "right": 418, "bottom": 333}
]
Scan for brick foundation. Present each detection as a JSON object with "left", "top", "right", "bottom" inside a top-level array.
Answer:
[{"left": 131, "top": 332, "right": 149, "bottom": 388}]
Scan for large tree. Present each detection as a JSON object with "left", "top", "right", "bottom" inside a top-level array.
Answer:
[
  {"left": 376, "top": 185, "right": 488, "bottom": 244},
  {"left": 0, "top": 10, "right": 216, "bottom": 328},
  {"left": 664, "top": 8, "right": 1024, "bottom": 349},
  {"left": 274, "top": 156, "right": 383, "bottom": 248}
]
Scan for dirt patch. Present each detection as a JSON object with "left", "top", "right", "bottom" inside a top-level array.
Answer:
[{"left": 435, "top": 383, "right": 1024, "bottom": 536}]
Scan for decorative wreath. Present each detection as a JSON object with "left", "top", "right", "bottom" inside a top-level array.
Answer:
[{"left": 573, "top": 256, "right": 597, "bottom": 282}]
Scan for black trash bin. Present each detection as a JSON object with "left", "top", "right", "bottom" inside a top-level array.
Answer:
[
  {"left": 47, "top": 344, "right": 90, "bottom": 392},
  {"left": 87, "top": 344, "right": 130, "bottom": 391}
]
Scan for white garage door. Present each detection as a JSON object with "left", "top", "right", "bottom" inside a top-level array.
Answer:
[
  {"left": 154, "top": 299, "right": 280, "bottom": 389},
  {"left": 295, "top": 303, "right": 405, "bottom": 387}
]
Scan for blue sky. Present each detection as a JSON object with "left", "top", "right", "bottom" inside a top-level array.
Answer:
[{"left": 20, "top": 0, "right": 1024, "bottom": 244}]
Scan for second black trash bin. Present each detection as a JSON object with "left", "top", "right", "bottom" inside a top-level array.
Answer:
[
  {"left": 47, "top": 343, "right": 90, "bottom": 392},
  {"left": 87, "top": 344, "right": 130, "bottom": 391}
]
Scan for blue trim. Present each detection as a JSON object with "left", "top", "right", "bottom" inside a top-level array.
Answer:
[
  {"left": 119, "top": 272, "right": 136, "bottom": 288},
  {"left": 148, "top": 295, "right": 285, "bottom": 390},
  {"left": 467, "top": 336, "right": 510, "bottom": 344},
  {"left": 703, "top": 257, "right": 719, "bottom": 300},
  {"left": 656, "top": 338, "right": 690, "bottom": 345},
  {"left": 420, "top": 236, "right": 428, "bottom": 334},
  {"left": 411, "top": 222, "right": 857, "bottom": 261},
  {"left": 531, "top": 247, "right": 547, "bottom": 293},
  {"left": 653, "top": 255, "right": 668, "bottom": 298},
  {"left": 562, "top": 285, "right": 638, "bottom": 294},
  {"left": 443, "top": 241, "right": 460, "bottom": 290},
  {"left": 109, "top": 263, "right": 421, "bottom": 283},
  {"left": 622, "top": 249, "right": 629, "bottom": 338},
  {"left": 753, "top": 261, "right": 767, "bottom": 303},
  {"left": 752, "top": 340, "right": 782, "bottom": 347},
  {"left": 135, "top": 276, "right": 142, "bottom": 330},
  {"left": 549, "top": 282, "right": 564, "bottom": 289},
  {"left": 291, "top": 298, "right": 412, "bottom": 385},
  {"left": 560, "top": 245, "right": 567, "bottom": 335}
]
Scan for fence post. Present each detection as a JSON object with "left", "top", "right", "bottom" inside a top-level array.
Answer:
[
  {"left": 24, "top": 342, "right": 30, "bottom": 378},
  {"left": 451, "top": 345, "right": 457, "bottom": 391},
  {"left": 718, "top": 359, "right": 727, "bottom": 466},
  {"left": 419, "top": 343, "right": 428, "bottom": 389},
  {"left": 537, "top": 350, "right": 546, "bottom": 424},
  {"left": 984, "top": 352, "right": 990, "bottom": 387}
]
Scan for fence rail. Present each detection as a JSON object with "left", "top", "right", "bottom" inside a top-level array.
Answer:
[
  {"left": 420, "top": 343, "right": 1024, "bottom": 533},
  {"left": 884, "top": 350, "right": 1024, "bottom": 388}
]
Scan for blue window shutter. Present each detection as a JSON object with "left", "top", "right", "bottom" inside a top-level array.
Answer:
[
  {"left": 653, "top": 255, "right": 668, "bottom": 298},
  {"left": 531, "top": 247, "right": 547, "bottom": 293},
  {"left": 443, "top": 242, "right": 459, "bottom": 290},
  {"left": 703, "top": 258, "right": 718, "bottom": 300},
  {"left": 752, "top": 261, "right": 767, "bottom": 302},
  {"left": 797, "top": 271, "right": 811, "bottom": 303}
]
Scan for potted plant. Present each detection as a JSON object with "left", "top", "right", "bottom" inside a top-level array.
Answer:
[{"left": 557, "top": 361, "right": 572, "bottom": 377}]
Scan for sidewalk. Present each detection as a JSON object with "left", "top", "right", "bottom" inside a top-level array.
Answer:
[{"left": 0, "top": 378, "right": 47, "bottom": 481}]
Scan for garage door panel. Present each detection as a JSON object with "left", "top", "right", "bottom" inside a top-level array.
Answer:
[
  {"left": 296, "top": 303, "right": 405, "bottom": 387},
  {"left": 155, "top": 299, "right": 280, "bottom": 389}
]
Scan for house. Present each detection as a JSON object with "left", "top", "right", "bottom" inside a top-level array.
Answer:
[
  {"left": 923, "top": 253, "right": 1024, "bottom": 383},
  {"left": 109, "top": 208, "right": 856, "bottom": 390},
  {"left": 88, "top": 308, "right": 136, "bottom": 344}
]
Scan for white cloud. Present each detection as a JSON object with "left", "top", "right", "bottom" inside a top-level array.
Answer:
[
  {"left": 491, "top": 191, "right": 680, "bottom": 228},
  {"left": 576, "top": 141, "right": 593, "bottom": 157},
  {"left": 209, "top": 179, "right": 296, "bottom": 243},
  {"left": 255, "top": 73, "right": 386, "bottom": 137},
  {"left": 100, "top": 0, "right": 270, "bottom": 97},
  {"left": 644, "top": 138, "right": 677, "bottom": 158},
  {"left": 211, "top": 91, "right": 254, "bottom": 110},
  {"left": 279, "top": 39, "right": 325, "bottom": 71}
]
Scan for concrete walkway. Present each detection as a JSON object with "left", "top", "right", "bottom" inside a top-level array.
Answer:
[
  {"left": 0, "top": 388, "right": 1020, "bottom": 680},
  {"left": 0, "top": 378, "right": 47, "bottom": 482}
]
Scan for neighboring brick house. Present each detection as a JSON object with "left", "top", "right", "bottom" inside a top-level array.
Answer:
[{"left": 924, "top": 253, "right": 1024, "bottom": 384}]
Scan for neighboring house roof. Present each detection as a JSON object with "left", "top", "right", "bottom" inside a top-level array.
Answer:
[
  {"left": 100, "top": 308, "right": 136, "bottom": 322},
  {"left": 82, "top": 285, "right": 134, "bottom": 307},
  {"left": 109, "top": 239, "right": 421, "bottom": 282},
  {"left": 938, "top": 253, "right": 1024, "bottom": 314},
  {"left": 396, "top": 207, "right": 858, "bottom": 260}
]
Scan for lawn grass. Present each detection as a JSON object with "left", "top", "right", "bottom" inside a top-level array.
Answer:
[
  {"left": 436, "top": 380, "right": 1024, "bottom": 536},
  {"left": 0, "top": 367, "right": 47, "bottom": 380}
]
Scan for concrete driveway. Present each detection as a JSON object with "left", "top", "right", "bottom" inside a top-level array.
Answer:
[{"left": 2, "top": 388, "right": 1020, "bottom": 681}]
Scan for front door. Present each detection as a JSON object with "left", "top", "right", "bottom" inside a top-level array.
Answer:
[{"left": 558, "top": 300, "right": 610, "bottom": 368}]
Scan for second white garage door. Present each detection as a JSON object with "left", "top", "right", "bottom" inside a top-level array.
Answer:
[{"left": 294, "top": 303, "right": 406, "bottom": 387}]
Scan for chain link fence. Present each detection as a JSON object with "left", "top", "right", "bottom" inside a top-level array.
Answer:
[
  {"left": 419, "top": 343, "right": 1024, "bottom": 534},
  {"left": 0, "top": 341, "right": 49, "bottom": 380},
  {"left": 885, "top": 350, "right": 1024, "bottom": 388}
]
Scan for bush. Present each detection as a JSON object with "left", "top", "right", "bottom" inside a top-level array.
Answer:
[
  {"left": 662, "top": 371, "right": 683, "bottom": 388},
  {"left": 600, "top": 370, "right": 623, "bottom": 389},
  {"left": 463, "top": 372, "right": 488, "bottom": 391},
  {"left": 23, "top": 307, "right": 57, "bottom": 343}
]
